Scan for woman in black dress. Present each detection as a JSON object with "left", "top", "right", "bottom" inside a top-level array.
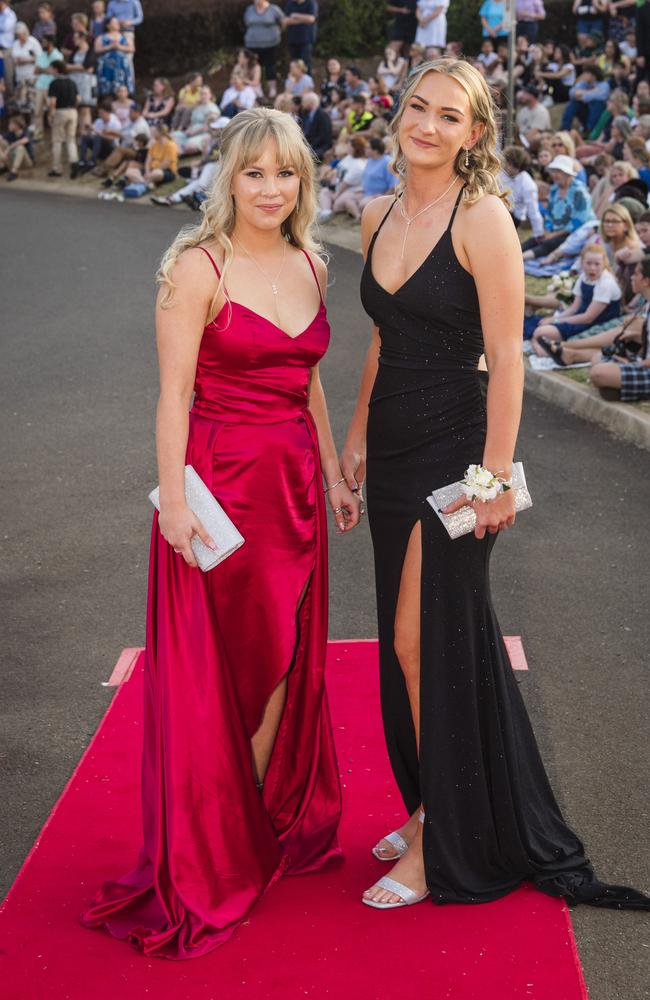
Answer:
[{"left": 341, "top": 58, "right": 650, "bottom": 911}]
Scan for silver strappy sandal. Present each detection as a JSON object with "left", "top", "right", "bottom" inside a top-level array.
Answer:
[
  {"left": 371, "top": 807, "right": 424, "bottom": 862},
  {"left": 364, "top": 810, "right": 429, "bottom": 908}
]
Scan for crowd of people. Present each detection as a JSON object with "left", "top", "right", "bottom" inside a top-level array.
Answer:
[{"left": 1, "top": 0, "right": 649, "bottom": 401}]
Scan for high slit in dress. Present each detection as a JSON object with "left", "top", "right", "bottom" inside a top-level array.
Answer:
[
  {"left": 360, "top": 187, "right": 650, "bottom": 910},
  {"left": 81, "top": 246, "right": 342, "bottom": 958}
]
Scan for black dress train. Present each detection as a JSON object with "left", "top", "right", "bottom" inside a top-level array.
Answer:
[{"left": 360, "top": 188, "right": 649, "bottom": 910}]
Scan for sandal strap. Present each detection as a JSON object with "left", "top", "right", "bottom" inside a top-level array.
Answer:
[
  {"left": 374, "top": 875, "right": 421, "bottom": 904},
  {"left": 382, "top": 831, "right": 409, "bottom": 854}
]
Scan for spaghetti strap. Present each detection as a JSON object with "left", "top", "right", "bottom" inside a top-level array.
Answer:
[
  {"left": 370, "top": 198, "right": 398, "bottom": 249},
  {"left": 198, "top": 245, "right": 222, "bottom": 278},
  {"left": 301, "top": 248, "right": 324, "bottom": 304},
  {"left": 447, "top": 184, "right": 466, "bottom": 231}
]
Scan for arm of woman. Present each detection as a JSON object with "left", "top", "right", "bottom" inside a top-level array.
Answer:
[
  {"left": 450, "top": 196, "right": 524, "bottom": 537},
  {"left": 94, "top": 36, "right": 108, "bottom": 53},
  {"left": 155, "top": 248, "right": 221, "bottom": 565},
  {"left": 340, "top": 197, "right": 390, "bottom": 491},
  {"left": 119, "top": 35, "right": 134, "bottom": 54}
]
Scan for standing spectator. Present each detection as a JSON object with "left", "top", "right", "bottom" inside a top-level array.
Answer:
[
  {"left": 243, "top": 1, "right": 284, "bottom": 99},
  {"left": 320, "top": 56, "right": 344, "bottom": 107},
  {"left": 106, "top": 0, "right": 143, "bottom": 45},
  {"left": 515, "top": 84, "right": 551, "bottom": 142},
  {"left": 522, "top": 154, "right": 596, "bottom": 257},
  {"left": 283, "top": 0, "right": 317, "bottom": 73},
  {"left": 32, "top": 3, "right": 57, "bottom": 46},
  {"left": 377, "top": 46, "right": 407, "bottom": 95},
  {"left": 95, "top": 15, "right": 135, "bottom": 97},
  {"left": 0, "top": 1, "right": 17, "bottom": 97},
  {"left": 386, "top": 2, "right": 418, "bottom": 56},
  {"left": 67, "top": 30, "right": 97, "bottom": 132},
  {"left": 0, "top": 113, "right": 32, "bottom": 179},
  {"left": 515, "top": 0, "right": 546, "bottom": 43},
  {"left": 143, "top": 77, "right": 175, "bottom": 127},
  {"left": 89, "top": 1, "right": 106, "bottom": 41},
  {"left": 415, "top": 0, "right": 449, "bottom": 50},
  {"left": 561, "top": 64, "right": 610, "bottom": 133},
  {"left": 76, "top": 100, "right": 121, "bottom": 171},
  {"left": 219, "top": 72, "right": 257, "bottom": 117},
  {"left": 11, "top": 22, "right": 41, "bottom": 112},
  {"left": 33, "top": 34, "right": 63, "bottom": 139},
  {"left": 299, "top": 91, "right": 331, "bottom": 160},
  {"left": 171, "top": 72, "right": 203, "bottom": 131},
  {"left": 47, "top": 60, "right": 79, "bottom": 177},
  {"left": 571, "top": 0, "right": 608, "bottom": 40},
  {"left": 502, "top": 145, "right": 544, "bottom": 238},
  {"left": 283, "top": 58, "right": 314, "bottom": 97},
  {"left": 61, "top": 12, "right": 90, "bottom": 58},
  {"left": 479, "top": 0, "right": 509, "bottom": 42},
  {"left": 123, "top": 122, "right": 177, "bottom": 188}
]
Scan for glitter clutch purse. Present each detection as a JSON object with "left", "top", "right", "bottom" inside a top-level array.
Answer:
[
  {"left": 426, "top": 462, "right": 532, "bottom": 540},
  {"left": 149, "top": 465, "right": 245, "bottom": 572}
]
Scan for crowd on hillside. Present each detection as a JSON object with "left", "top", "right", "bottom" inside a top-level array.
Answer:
[{"left": 1, "top": 0, "right": 649, "bottom": 400}]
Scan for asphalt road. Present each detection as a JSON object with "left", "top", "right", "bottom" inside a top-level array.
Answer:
[{"left": 1, "top": 190, "right": 649, "bottom": 999}]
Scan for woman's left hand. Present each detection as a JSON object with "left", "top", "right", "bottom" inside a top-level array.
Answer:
[
  {"left": 327, "top": 482, "right": 361, "bottom": 533},
  {"left": 443, "top": 490, "right": 516, "bottom": 540}
]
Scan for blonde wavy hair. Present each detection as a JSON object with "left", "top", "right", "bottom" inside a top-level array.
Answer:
[
  {"left": 389, "top": 58, "right": 506, "bottom": 205},
  {"left": 157, "top": 107, "right": 322, "bottom": 320}
]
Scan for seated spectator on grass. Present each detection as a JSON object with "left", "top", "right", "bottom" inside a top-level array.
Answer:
[
  {"left": 143, "top": 77, "right": 175, "bottom": 127},
  {"left": 476, "top": 37, "right": 499, "bottom": 70},
  {"left": 283, "top": 58, "right": 314, "bottom": 97},
  {"left": 317, "top": 135, "right": 368, "bottom": 221},
  {"left": 561, "top": 64, "right": 610, "bottom": 134},
  {"left": 220, "top": 72, "right": 257, "bottom": 117},
  {"left": 90, "top": 1, "right": 106, "bottom": 40},
  {"left": 320, "top": 57, "right": 344, "bottom": 107},
  {"left": 608, "top": 159, "right": 648, "bottom": 205},
  {"left": 623, "top": 136, "right": 650, "bottom": 186},
  {"left": 502, "top": 145, "right": 544, "bottom": 239},
  {"left": 407, "top": 41, "right": 426, "bottom": 73},
  {"left": 324, "top": 86, "right": 346, "bottom": 134},
  {"left": 171, "top": 72, "right": 203, "bottom": 131},
  {"left": 576, "top": 97, "right": 633, "bottom": 161},
  {"left": 522, "top": 154, "right": 595, "bottom": 258},
  {"left": 32, "top": 3, "right": 57, "bottom": 45},
  {"left": 535, "top": 44, "right": 575, "bottom": 103},
  {"left": 151, "top": 156, "right": 220, "bottom": 208},
  {"left": 111, "top": 82, "right": 132, "bottom": 126},
  {"left": 343, "top": 95, "right": 375, "bottom": 135},
  {"left": 61, "top": 12, "right": 90, "bottom": 58},
  {"left": 299, "top": 91, "right": 332, "bottom": 161},
  {"left": 615, "top": 209, "right": 650, "bottom": 267},
  {"left": 549, "top": 131, "right": 586, "bottom": 182},
  {"left": 600, "top": 201, "right": 644, "bottom": 302},
  {"left": 47, "top": 60, "right": 79, "bottom": 177},
  {"left": 367, "top": 76, "right": 394, "bottom": 116},
  {"left": 67, "top": 30, "right": 97, "bottom": 132},
  {"left": 524, "top": 217, "right": 599, "bottom": 277},
  {"left": 377, "top": 45, "right": 406, "bottom": 95},
  {"left": 515, "top": 83, "right": 551, "bottom": 143},
  {"left": 595, "top": 38, "right": 628, "bottom": 77},
  {"left": 531, "top": 242, "right": 622, "bottom": 354},
  {"left": 103, "top": 129, "right": 147, "bottom": 186},
  {"left": 539, "top": 307, "right": 645, "bottom": 368},
  {"left": 343, "top": 65, "right": 368, "bottom": 101},
  {"left": 332, "top": 136, "right": 396, "bottom": 219},
  {"left": 619, "top": 26, "right": 637, "bottom": 60},
  {"left": 123, "top": 122, "right": 177, "bottom": 188},
  {"left": 11, "top": 22, "right": 41, "bottom": 114},
  {"left": 75, "top": 100, "right": 121, "bottom": 172},
  {"left": 235, "top": 48, "right": 262, "bottom": 95},
  {"left": 173, "top": 87, "right": 224, "bottom": 155},
  {"left": 96, "top": 100, "right": 149, "bottom": 178},
  {"left": 95, "top": 15, "right": 134, "bottom": 97},
  {"left": 0, "top": 114, "right": 33, "bottom": 180}
]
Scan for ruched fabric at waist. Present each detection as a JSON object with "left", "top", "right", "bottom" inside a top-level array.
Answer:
[
  {"left": 378, "top": 343, "right": 483, "bottom": 374},
  {"left": 192, "top": 369, "right": 310, "bottom": 424}
]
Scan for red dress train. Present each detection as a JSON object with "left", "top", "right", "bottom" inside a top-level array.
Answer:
[{"left": 81, "top": 247, "right": 342, "bottom": 958}]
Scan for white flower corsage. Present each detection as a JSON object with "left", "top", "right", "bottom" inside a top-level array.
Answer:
[{"left": 460, "top": 465, "right": 512, "bottom": 503}]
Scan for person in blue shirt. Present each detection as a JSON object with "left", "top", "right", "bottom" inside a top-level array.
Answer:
[
  {"left": 334, "top": 137, "right": 397, "bottom": 219},
  {"left": 561, "top": 63, "right": 610, "bottom": 133},
  {"left": 479, "top": 0, "right": 508, "bottom": 40},
  {"left": 106, "top": 0, "right": 143, "bottom": 38},
  {"left": 521, "top": 154, "right": 595, "bottom": 259}
]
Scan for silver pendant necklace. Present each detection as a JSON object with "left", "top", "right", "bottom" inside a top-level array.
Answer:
[
  {"left": 397, "top": 177, "right": 459, "bottom": 260},
  {"left": 234, "top": 235, "right": 287, "bottom": 295}
]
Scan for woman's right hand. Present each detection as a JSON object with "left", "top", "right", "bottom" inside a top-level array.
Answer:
[
  {"left": 340, "top": 438, "right": 366, "bottom": 494},
  {"left": 158, "top": 503, "right": 216, "bottom": 568}
]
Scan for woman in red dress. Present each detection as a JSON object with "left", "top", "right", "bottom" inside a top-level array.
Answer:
[{"left": 81, "top": 108, "right": 360, "bottom": 959}]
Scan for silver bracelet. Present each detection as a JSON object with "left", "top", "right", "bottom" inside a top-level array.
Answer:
[{"left": 323, "top": 477, "right": 345, "bottom": 494}]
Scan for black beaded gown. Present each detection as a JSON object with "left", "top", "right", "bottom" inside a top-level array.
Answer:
[{"left": 360, "top": 187, "right": 650, "bottom": 909}]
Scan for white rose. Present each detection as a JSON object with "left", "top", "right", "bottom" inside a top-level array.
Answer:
[{"left": 474, "top": 466, "right": 494, "bottom": 487}]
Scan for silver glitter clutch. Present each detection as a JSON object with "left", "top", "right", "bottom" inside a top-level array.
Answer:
[
  {"left": 149, "top": 465, "right": 245, "bottom": 572},
  {"left": 426, "top": 462, "right": 532, "bottom": 539}
]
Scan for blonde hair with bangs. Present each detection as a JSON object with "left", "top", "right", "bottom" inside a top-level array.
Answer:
[
  {"left": 390, "top": 58, "right": 507, "bottom": 205},
  {"left": 157, "top": 108, "right": 323, "bottom": 320}
]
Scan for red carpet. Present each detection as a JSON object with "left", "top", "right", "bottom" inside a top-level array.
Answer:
[{"left": 1, "top": 641, "right": 587, "bottom": 1000}]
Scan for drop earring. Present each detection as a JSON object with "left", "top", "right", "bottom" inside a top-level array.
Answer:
[{"left": 464, "top": 147, "right": 470, "bottom": 168}]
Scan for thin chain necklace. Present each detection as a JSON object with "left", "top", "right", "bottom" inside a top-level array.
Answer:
[
  {"left": 397, "top": 176, "right": 459, "bottom": 259},
  {"left": 234, "top": 235, "right": 287, "bottom": 295}
]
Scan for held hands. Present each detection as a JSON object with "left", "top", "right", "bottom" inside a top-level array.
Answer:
[
  {"left": 158, "top": 502, "right": 217, "bottom": 568},
  {"left": 443, "top": 489, "right": 516, "bottom": 540},
  {"left": 327, "top": 481, "right": 361, "bottom": 533},
  {"left": 340, "top": 440, "right": 366, "bottom": 498}
]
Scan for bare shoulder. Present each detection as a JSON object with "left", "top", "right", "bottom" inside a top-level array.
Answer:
[
  {"left": 361, "top": 194, "right": 395, "bottom": 256},
  {"left": 458, "top": 193, "right": 520, "bottom": 261},
  {"left": 460, "top": 192, "right": 512, "bottom": 228},
  {"left": 303, "top": 247, "right": 328, "bottom": 284}
]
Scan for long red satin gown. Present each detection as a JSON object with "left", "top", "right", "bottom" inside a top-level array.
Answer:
[{"left": 81, "top": 246, "right": 342, "bottom": 959}]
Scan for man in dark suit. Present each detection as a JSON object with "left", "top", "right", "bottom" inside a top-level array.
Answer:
[{"left": 299, "top": 92, "right": 332, "bottom": 162}]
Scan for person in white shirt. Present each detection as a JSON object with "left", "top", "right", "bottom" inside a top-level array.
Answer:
[
  {"left": 0, "top": 0, "right": 17, "bottom": 96},
  {"left": 10, "top": 21, "right": 41, "bottom": 109},
  {"left": 515, "top": 83, "right": 551, "bottom": 141},
  {"left": 502, "top": 145, "right": 544, "bottom": 238},
  {"left": 415, "top": 0, "right": 449, "bottom": 49},
  {"left": 77, "top": 103, "right": 122, "bottom": 170},
  {"left": 220, "top": 72, "right": 258, "bottom": 117},
  {"left": 96, "top": 101, "right": 149, "bottom": 177}
]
